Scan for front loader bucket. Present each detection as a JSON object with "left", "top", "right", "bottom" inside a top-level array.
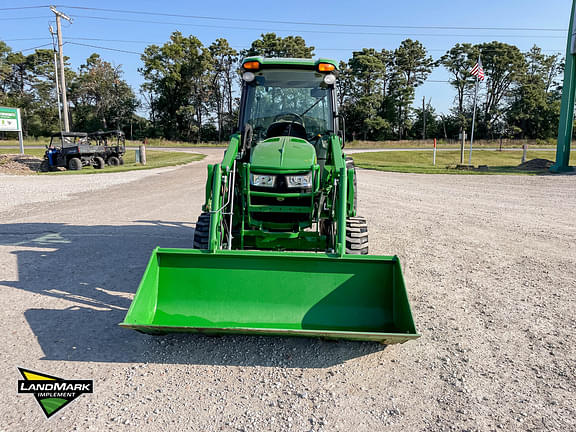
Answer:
[{"left": 121, "top": 248, "right": 420, "bottom": 344}]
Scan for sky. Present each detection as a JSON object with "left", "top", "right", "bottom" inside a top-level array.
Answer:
[{"left": 0, "top": 0, "right": 572, "bottom": 117}]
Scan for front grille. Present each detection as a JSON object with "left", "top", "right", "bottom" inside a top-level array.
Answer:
[
  {"left": 251, "top": 212, "right": 310, "bottom": 224},
  {"left": 251, "top": 195, "right": 310, "bottom": 207},
  {"left": 250, "top": 173, "right": 313, "bottom": 225}
]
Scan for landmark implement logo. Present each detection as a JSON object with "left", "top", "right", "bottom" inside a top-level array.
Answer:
[{"left": 17, "top": 368, "right": 93, "bottom": 418}]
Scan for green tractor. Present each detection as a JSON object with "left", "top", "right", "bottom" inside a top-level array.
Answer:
[{"left": 121, "top": 58, "right": 419, "bottom": 344}]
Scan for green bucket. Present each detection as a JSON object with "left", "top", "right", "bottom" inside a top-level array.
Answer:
[{"left": 120, "top": 248, "right": 420, "bottom": 343}]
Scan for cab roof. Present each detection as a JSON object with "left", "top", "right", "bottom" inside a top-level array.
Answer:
[{"left": 241, "top": 56, "right": 338, "bottom": 71}]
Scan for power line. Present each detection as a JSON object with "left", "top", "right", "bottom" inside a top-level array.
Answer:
[
  {"left": 55, "top": 5, "right": 567, "bottom": 32},
  {"left": 3, "top": 36, "right": 562, "bottom": 56},
  {"left": 3, "top": 38, "right": 51, "bottom": 42},
  {"left": 66, "top": 41, "right": 141, "bottom": 55},
  {"left": 5, "top": 38, "right": 562, "bottom": 57},
  {"left": 0, "top": 6, "right": 49, "bottom": 11},
  {"left": 0, "top": 16, "right": 48, "bottom": 20},
  {"left": 69, "top": 37, "right": 157, "bottom": 44},
  {"left": 68, "top": 14, "right": 566, "bottom": 39},
  {"left": 20, "top": 43, "right": 53, "bottom": 52}
]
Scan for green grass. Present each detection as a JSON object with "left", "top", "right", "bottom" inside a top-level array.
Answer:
[
  {"left": 352, "top": 150, "right": 567, "bottom": 175},
  {"left": 0, "top": 138, "right": 226, "bottom": 148},
  {"left": 344, "top": 138, "right": 558, "bottom": 149},
  {"left": 0, "top": 137, "right": 561, "bottom": 149},
  {"left": 0, "top": 148, "right": 204, "bottom": 174}
]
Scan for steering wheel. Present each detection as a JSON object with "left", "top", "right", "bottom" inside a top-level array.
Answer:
[{"left": 273, "top": 112, "right": 304, "bottom": 126}]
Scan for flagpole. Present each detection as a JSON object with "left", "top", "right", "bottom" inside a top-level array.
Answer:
[{"left": 469, "top": 57, "right": 480, "bottom": 165}]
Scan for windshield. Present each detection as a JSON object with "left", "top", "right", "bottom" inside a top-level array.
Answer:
[{"left": 242, "top": 69, "right": 334, "bottom": 140}]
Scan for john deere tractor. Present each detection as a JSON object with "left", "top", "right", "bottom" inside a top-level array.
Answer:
[{"left": 122, "top": 58, "right": 419, "bottom": 344}]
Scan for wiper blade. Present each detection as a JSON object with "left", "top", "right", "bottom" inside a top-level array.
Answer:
[{"left": 300, "top": 95, "right": 326, "bottom": 117}]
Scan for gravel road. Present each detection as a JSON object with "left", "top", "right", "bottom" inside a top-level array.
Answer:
[{"left": 1, "top": 149, "right": 575, "bottom": 432}]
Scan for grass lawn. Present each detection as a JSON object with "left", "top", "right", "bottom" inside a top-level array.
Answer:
[
  {"left": 0, "top": 138, "right": 226, "bottom": 148},
  {"left": 351, "top": 150, "right": 568, "bottom": 175},
  {"left": 0, "top": 137, "right": 561, "bottom": 149},
  {"left": 0, "top": 148, "right": 204, "bottom": 174}
]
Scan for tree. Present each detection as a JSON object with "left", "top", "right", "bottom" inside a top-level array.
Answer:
[
  {"left": 243, "top": 33, "right": 314, "bottom": 58},
  {"left": 336, "top": 60, "right": 353, "bottom": 108},
  {"left": 72, "top": 53, "right": 138, "bottom": 131},
  {"left": 439, "top": 43, "right": 479, "bottom": 132},
  {"left": 507, "top": 46, "right": 562, "bottom": 139},
  {"left": 0, "top": 41, "right": 13, "bottom": 99},
  {"left": 140, "top": 32, "right": 213, "bottom": 141},
  {"left": 345, "top": 49, "right": 392, "bottom": 140},
  {"left": 25, "top": 48, "right": 62, "bottom": 135},
  {"left": 0, "top": 42, "right": 69, "bottom": 136},
  {"left": 389, "top": 39, "right": 434, "bottom": 138},
  {"left": 411, "top": 100, "right": 439, "bottom": 139},
  {"left": 478, "top": 41, "right": 526, "bottom": 137},
  {"left": 208, "top": 38, "right": 238, "bottom": 141}
]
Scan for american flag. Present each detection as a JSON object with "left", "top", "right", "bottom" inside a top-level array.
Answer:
[{"left": 470, "top": 58, "right": 485, "bottom": 81}]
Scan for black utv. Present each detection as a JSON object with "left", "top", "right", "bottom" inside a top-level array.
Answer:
[
  {"left": 43, "top": 132, "right": 107, "bottom": 171},
  {"left": 88, "top": 130, "right": 126, "bottom": 166}
]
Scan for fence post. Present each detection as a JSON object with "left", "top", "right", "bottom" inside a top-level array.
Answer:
[
  {"left": 521, "top": 142, "right": 527, "bottom": 164},
  {"left": 433, "top": 138, "right": 437, "bottom": 166},
  {"left": 139, "top": 144, "right": 147, "bottom": 165}
]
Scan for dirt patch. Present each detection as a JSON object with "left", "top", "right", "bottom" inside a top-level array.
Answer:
[
  {"left": 517, "top": 158, "right": 554, "bottom": 170},
  {"left": 0, "top": 154, "right": 43, "bottom": 174}
]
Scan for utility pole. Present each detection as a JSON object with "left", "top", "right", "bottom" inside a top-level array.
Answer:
[
  {"left": 50, "top": 6, "right": 72, "bottom": 132},
  {"left": 422, "top": 96, "right": 426, "bottom": 140},
  {"left": 48, "top": 25, "right": 63, "bottom": 135}
]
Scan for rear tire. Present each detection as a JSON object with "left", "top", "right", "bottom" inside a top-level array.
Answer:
[
  {"left": 94, "top": 156, "right": 105, "bottom": 169},
  {"left": 193, "top": 212, "right": 211, "bottom": 249},
  {"left": 346, "top": 216, "right": 368, "bottom": 255},
  {"left": 68, "top": 157, "right": 82, "bottom": 171},
  {"left": 108, "top": 156, "right": 120, "bottom": 166}
]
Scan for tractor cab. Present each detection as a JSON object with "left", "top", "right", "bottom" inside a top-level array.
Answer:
[
  {"left": 238, "top": 57, "right": 338, "bottom": 161},
  {"left": 236, "top": 57, "right": 340, "bottom": 234}
]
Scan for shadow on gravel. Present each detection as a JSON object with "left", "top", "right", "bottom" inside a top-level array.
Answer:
[{"left": 1, "top": 222, "right": 384, "bottom": 367}]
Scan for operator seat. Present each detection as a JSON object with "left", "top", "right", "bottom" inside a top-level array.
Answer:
[{"left": 266, "top": 121, "right": 308, "bottom": 140}]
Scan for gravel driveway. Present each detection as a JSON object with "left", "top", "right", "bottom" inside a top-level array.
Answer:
[{"left": 0, "top": 150, "right": 575, "bottom": 431}]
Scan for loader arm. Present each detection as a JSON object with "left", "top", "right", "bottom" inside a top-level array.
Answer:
[{"left": 329, "top": 135, "right": 348, "bottom": 257}]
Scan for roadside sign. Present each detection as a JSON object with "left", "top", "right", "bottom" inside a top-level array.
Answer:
[
  {"left": 0, "top": 106, "right": 24, "bottom": 153},
  {"left": 0, "top": 107, "right": 21, "bottom": 131}
]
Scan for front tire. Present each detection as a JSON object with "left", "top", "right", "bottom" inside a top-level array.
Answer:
[
  {"left": 108, "top": 156, "right": 120, "bottom": 166},
  {"left": 68, "top": 157, "right": 82, "bottom": 171},
  {"left": 94, "top": 156, "right": 105, "bottom": 169},
  {"left": 39, "top": 160, "right": 50, "bottom": 172},
  {"left": 193, "top": 212, "right": 211, "bottom": 249},
  {"left": 346, "top": 216, "right": 368, "bottom": 255}
]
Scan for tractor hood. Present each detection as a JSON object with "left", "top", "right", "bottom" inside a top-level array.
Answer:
[{"left": 250, "top": 136, "right": 316, "bottom": 171}]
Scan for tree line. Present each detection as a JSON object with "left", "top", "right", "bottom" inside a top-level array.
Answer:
[{"left": 0, "top": 33, "right": 564, "bottom": 142}]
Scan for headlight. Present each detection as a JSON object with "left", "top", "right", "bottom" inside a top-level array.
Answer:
[
  {"left": 286, "top": 173, "right": 312, "bottom": 188},
  {"left": 251, "top": 174, "right": 276, "bottom": 187},
  {"left": 242, "top": 71, "right": 255, "bottom": 82},
  {"left": 323, "top": 74, "right": 336, "bottom": 85}
]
